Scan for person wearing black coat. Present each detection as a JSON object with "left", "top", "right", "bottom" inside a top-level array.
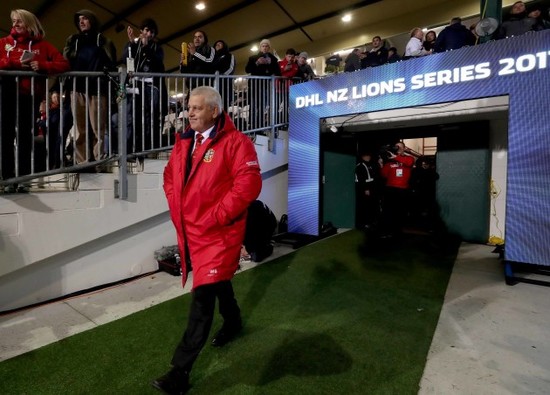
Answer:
[
  {"left": 434, "top": 17, "right": 476, "bottom": 53},
  {"left": 213, "top": 40, "right": 235, "bottom": 111},
  {"left": 245, "top": 39, "right": 280, "bottom": 129}
]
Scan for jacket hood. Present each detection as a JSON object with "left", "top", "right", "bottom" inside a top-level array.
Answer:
[{"left": 74, "top": 9, "right": 99, "bottom": 32}]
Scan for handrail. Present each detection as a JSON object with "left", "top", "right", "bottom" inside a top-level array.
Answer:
[{"left": 0, "top": 70, "right": 302, "bottom": 197}]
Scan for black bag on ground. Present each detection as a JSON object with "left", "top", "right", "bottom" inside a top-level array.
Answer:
[{"left": 244, "top": 200, "right": 277, "bottom": 262}]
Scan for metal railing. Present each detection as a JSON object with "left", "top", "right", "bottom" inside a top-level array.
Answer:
[{"left": 0, "top": 69, "right": 302, "bottom": 197}]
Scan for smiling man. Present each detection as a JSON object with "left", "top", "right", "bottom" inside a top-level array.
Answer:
[{"left": 155, "top": 86, "right": 262, "bottom": 394}]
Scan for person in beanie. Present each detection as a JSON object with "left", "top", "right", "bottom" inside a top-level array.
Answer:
[
  {"left": 121, "top": 18, "right": 166, "bottom": 153},
  {"left": 63, "top": 9, "right": 117, "bottom": 164},
  {"left": 296, "top": 51, "right": 316, "bottom": 80}
]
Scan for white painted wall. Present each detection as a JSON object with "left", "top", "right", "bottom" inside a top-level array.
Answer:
[{"left": 0, "top": 134, "right": 289, "bottom": 311}]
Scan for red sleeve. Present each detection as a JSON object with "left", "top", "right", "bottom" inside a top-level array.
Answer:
[{"left": 38, "top": 41, "right": 70, "bottom": 74}]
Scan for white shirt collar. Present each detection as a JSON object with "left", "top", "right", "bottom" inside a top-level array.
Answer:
[{"left": 196, "top": 125, "right": 214, "bottom": 140}]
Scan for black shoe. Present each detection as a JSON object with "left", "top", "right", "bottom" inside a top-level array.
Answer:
[
  {"left": 152, "top": 367, "right": 190, "bottom": 395},
  {"left": 211, "top": 322, "right": 242, "bottom": 347}
]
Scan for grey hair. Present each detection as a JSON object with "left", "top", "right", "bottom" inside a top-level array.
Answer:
[{"left": 189, "top": 86, "right": 222, "bottom": 113}]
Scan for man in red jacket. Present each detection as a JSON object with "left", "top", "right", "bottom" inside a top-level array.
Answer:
[
  {"left": 380, "top": 142, "right": 415, "bottom": 237},
  {"left": 154, "top": 86, "right": 262, "bottom": 394}
]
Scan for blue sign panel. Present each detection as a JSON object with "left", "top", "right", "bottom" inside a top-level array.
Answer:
[{"left": 289, "top": 30, "right": 550, "bottom": 266}]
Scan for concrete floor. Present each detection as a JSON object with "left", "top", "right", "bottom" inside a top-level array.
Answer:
[
  {"left": 1, "top": 241, "right": 549, "bottom": 394},
  {"left": 419, "top": 243, "right": 550, "bottom": 394}
]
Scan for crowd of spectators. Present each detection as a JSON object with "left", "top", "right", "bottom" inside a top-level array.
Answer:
[
  {"left": 340, "top": 1, "right": 549, "bottom": 72},
  {"left": 1, "top": 2, "right": 549, "bottom": 188}
]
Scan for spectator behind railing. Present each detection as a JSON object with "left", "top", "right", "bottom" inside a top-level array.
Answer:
[
  {"left": 121, "top": 18, "right": 167, "bottom": 155},
  {"left": 434, "top": 17, "right": 476, "bottom": 53},
  {"left": 423, "top": 30, "right": 437, "bottom": 52},
  {"left": 361, "top": 36, "right": 388, "bottom": 68},
  {"left": 496, "top": 1, "right": 536, "bottom": 38},
  {"left": 527, "top": 4, "right": 550, "bottom": 31},
  {"left": 404, "top": 28, "right": 432, "bottom": 59},
  {"left": 387, "top": 47, "right": 402, "bottom": 63},
  {"left": 344, "top": 48, "right": 361, "bottom": 72},
  {"left": 63, "top": 9, "right": 117, "bottom": 166},
  {"left": 296, "top": 52, "right": 316, "bottom": 81},
  {"left": 179, "top": 30, "right": 216, "bottom": 99},
  {"left": 213, "top": 39, "right": 235, "bottom": 111},
  {"left": 0, "top": 9, "right": 69, "bottom": 191},
  {"left": 245, "top": 39, "right": 281, "bottom": 130}
]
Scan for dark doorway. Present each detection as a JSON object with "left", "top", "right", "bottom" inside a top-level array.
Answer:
[{"left": 321, "top": 120, "right": 491, "bottom": 242}]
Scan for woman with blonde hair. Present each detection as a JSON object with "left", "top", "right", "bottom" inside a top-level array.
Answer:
[{"left": 0, "top": 9, "right": 69, "bottom": 191}]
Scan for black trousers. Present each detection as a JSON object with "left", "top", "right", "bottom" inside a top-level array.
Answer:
[
  {"left": 381, "top": 186, "right": 410, "bottom": 234},
  {"left": 171, "top": 280, "right": 241, "bottom": 372}
]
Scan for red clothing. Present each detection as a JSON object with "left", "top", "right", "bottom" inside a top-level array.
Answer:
[
  {"left": 163, "top": 113, "right": 262, "bottom": 289},
  {"left": 0, "top": 29, "right": 70, "bottom": 97},
  {"left": 278, "top": 58, "right": 299, "bottom": 78},
  {"left": 381, "top": 155, "right": 415, "bottom": 189}
]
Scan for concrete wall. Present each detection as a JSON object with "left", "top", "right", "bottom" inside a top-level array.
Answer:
[{"left": 0, "top": 134, "right": 288, "bottom": 311}]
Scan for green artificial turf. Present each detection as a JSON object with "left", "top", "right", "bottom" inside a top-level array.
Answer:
[{"left": 0, "top": 230, "right": 459, "bottom": 394}]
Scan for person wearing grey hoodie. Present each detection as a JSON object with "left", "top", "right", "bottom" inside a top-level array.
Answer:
[{"left": 63, "top": 9, "right": 116, "bottom": 164}]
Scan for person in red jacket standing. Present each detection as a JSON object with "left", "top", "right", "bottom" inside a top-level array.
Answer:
[
  {"left": 0, "top": 9, "right": 69, "bottom": 190},
  {"left": 380, "top": 142, "right": 416, "bottom": 237},
  {"left": 154, "top": 86, "right": 262, "bottom": 394}
]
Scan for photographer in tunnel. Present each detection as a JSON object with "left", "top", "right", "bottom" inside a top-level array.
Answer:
[{"left": 379, "top": 142, "right": 416, "bottom": 238}]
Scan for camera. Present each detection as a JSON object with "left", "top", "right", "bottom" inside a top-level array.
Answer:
[
  {"left": 381, "top": 144, "right": 399, "bottom": 154},
  {"left": 379, "top": 144, "right": 399, "bottom": 162}
]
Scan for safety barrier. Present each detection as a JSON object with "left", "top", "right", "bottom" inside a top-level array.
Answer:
[{"left": 0, "top": 69, "right": 302, "bottom": 197}]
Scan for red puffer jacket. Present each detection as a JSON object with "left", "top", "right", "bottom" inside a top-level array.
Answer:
[
  {"left": 163, "top": 112, "right": 262, "bottom": 289},
  {"left": 0, "top": 28, "right": 70, "bottom": 97}
]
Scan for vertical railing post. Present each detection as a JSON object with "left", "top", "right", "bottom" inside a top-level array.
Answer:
[
  {"left": 117, "top": 67, "right": 128, "bottom": 200},
  {"left": 269, "top": 76, "right": 276, "bottom": 153}
]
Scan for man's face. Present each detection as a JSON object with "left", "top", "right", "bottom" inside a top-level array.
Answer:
[
  {"left": 285, "top": 53, "right": 295, "bottom": 62},
  {"left": 372, "top": 37, "right": 381, "bottom": 48},
  {"left": 396, "top": 142, "right": 405, "bottom": 154},
  {"left": 193, "top": 32, "right": 205, "bottom": 47},
  {"left": 141, "top": 27, "right": 155, "bottom": 39},
  {"left": 297, "top": 56, "right": 307, "bottom": 65},
  {"left": 188, "top": 95, "right": 218, "bottom": 132},
  {"left": 215, "top": 41, "right": 224, "bottom": 51},
  {"left": 362, "top": 154, "right": 372, "bottom": 162},
  {"left": 79, "top": 15, "right": 91, "bottom": 32},
  {"left": 260, "top": 43, "right": 270, "bottom": 53},
  {"left": 511, "top": 1, "right": 525, "bottom": 14}
]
